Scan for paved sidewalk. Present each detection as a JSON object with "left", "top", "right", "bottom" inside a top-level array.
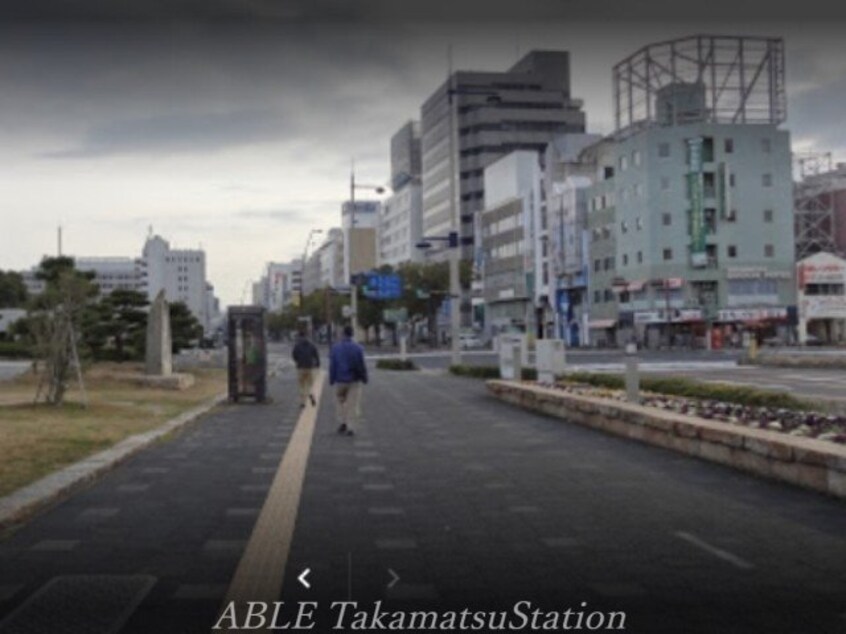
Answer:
[
  {"left": 280, "top": 369, "right": 846, "bottom": 633},
  {"left": 0, "top": 364, "right": 844, "bottom": 633},
  {"left": 0, "top": 370, "right": 302, "bottom": 634}
]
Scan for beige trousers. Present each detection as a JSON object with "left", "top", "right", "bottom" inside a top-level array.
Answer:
[
  {"left": 334, "top": 382, "right": 363, "bottom": 426},
  {"left": 297, "top": 369, "right": 316, "bottom": 406}
]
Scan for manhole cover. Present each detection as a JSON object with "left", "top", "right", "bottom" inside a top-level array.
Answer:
[{"left": 0, "top": 575, "right": 155, "bottom": 634}]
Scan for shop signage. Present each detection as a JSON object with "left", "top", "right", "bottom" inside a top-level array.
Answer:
[
  {"left": 801, "top": 296, "right": 846, "bottom": 319},
  {"left": 727, "top": 267, "right": 792, "bottom": 280},
  {"left": 717, "top": 307, "right": 787, "bottom": 322}
]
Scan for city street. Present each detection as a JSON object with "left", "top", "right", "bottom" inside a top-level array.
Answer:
[{"left": 0, "top": 355, "right": 844, "bottom": 633}]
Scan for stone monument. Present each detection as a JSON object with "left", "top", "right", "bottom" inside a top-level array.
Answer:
[{"left": 146, "top": 290, "right": 173, "bottom": 376}]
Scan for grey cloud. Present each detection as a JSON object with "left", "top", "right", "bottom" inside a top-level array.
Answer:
[
  {"left": 234, "top": 209, "right": 305, "bottom": 222},
  {"left": 5, "top": 0, "right": 846, "bottom": 22},
  {"left": 42, "top": 109, "right": 288, "bottom": 158}
]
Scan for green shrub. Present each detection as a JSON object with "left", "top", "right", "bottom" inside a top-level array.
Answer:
[
  {"left": 449, "top": 364, "right": 500, "bottom": 378},
  {"left": 0, "top": 341, "right": 33, "bottom": 359},
  {"left": 375, "top": 359, "right": 418, "bottom": 371},
  {"left": 560, "top": 372, "right": 811, "bottom": 411},
  {"left": 448, "top": 364, "right": 537, "bottom": 380}
]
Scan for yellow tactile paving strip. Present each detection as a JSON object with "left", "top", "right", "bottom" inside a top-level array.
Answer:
[{"left": 218, "top": 371, "right": 324, "bottom": 626}]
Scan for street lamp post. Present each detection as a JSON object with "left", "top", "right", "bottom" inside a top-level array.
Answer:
[
  {"left": 416, "top": 231, "right": 463, "bottom": 366},
  {"left": 348, "top": 165, "right": 385, "bottom": 341},
  {"left": 300, "top": 228, "right": 323, "bottom": 336}
]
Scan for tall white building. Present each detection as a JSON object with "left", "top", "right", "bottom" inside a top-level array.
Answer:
[
  {"left": 76, "top": 257, "right": 144, "bottom": 295},
  {"left": 480, "top": 150, "right": 546, "bottom": 336},
  {"left": 379, "top": 121, "right": 424, "bottom": 268},
  {"left": 20, "top": 234, "right": 220, "bottom": 334},
  {"left": 140, "top": 235, "right": 215, "bottom": 333}
]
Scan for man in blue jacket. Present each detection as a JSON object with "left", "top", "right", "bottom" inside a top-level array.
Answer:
[{"left": 329, "top": 325, "right": 368, "bottom": 436}]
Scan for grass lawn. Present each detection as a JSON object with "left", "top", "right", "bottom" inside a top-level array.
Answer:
[{"left": 0, "top": 363, "right": 226, "bottom": 498}]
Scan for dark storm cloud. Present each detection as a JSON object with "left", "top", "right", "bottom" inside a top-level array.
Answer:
[
  {"left": 42, "top": 109, "right": 287, "bottom": 158},
  {"left": 0, "top": 22, "right": 427, "bottom": 166},
  {"left": 790, "top": 77, "right": 846, "bottom": 150},
  {"left": 5, "top": 0, "right": 846, "bottom": 22}
]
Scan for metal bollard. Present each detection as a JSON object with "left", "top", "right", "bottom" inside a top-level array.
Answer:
[{"left": 625, "top": 356, "right": 639, "bottom": 403}]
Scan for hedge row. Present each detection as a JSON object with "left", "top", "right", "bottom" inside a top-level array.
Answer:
[
  {"left": 375, "top": 359, "right": 418, "bottom": 371},
  {"left": 562, "top": 372, "right": 812, "bottom": 412},
  {"left": 0, "top": 341, "right": 33, "bottom": 359},
  {"left": 449, "top": 364, "right": 537, "bottom": 381}
]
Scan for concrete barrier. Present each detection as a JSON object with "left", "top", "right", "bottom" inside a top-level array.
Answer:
[{"left": 487, "top": 380, "right": 846, "bottom": 500}]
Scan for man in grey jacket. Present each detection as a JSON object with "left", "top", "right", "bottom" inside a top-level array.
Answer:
[{"left": 291, "top": 329, "right": 320, "bottom": 408}]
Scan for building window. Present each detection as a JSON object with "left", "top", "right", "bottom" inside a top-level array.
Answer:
[
  {"left": 729, "top": 173, "right": 736, "bottom": 187},
  {"left": 727, "top": 245, "right": 738, "bottom": 258},
  {"left": 660, "top": 176, "right": 670, "bottom": 191},
  {"left": 764, "top": 244, "right": 775, "bottom": 258},
  {"left": 619, "top": 155, "right": 628, "bottom": 171},
  {"left": 604, "top": 289, "right": 614, "bottom": 302},
  {"left": 622, "top": 253, "right": 629, "bottom": 266},
  {"left": 762, "top": 173, "right": 772, "bottom": 187},
  {"left": 632, "top": 150, "right": 642, "bottom": 167},
  {"left": 662, "top": 213, "right": 672, "bottom": 226},
  {"left": 663, "top": 248, "right": 673, "bottom": 261},
  {"left": 761, "top": 138, "right": 772, "bottom": 154},
  {"left": 763, "top": 209, "right": 773, "bottom": 223},
  {"left": 594, "top": 290, "right": 601, "bottom": 303},
  {"left": 621, "top": 220, "right": 628, "bottom": 233},
  {"left": 658, "top": 142, "right": 670, "bottom": 158},
  {"left": 594, "top": 259, "right": 601, "bottom": 272},
  {"left": 724, "top": 138, "right": 734, "bottom": 153},
  {"left": 604, "top": 257, "right": 614, "bottom": 271},
  {"left": 636, "top": 217, "right": 643, "bottom": 230},
  {"left": 637, "top": 251, "right": 643, "bottom": 264}
]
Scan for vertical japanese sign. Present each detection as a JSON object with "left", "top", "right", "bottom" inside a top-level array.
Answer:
[{"left": 687, "top": 138, "right": 707, "bottom": 268}]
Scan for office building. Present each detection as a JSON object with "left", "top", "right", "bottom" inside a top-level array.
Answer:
[
  {"left": 587, "top": 34, "right": 796, "bottom": 348},
  {"left": 797, "top": 252, "right": 846, "bottom": 344},
  {"left": 379, "top": 121, "right": 424, "bottom": 268}
]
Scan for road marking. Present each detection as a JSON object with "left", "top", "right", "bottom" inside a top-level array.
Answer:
[
  {"left": 675, "top": 531, "right": 754, "bottom": 570},
  {"left": 220, "top": 371, "right": 324, "bottom": 610}
]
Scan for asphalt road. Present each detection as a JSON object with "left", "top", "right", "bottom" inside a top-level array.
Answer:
[
  {"left": 0, "top": 357, "right": 844, "bottom": 633},
  {"left": 0, "top": 361, "right": 29, "bottom": 382}
]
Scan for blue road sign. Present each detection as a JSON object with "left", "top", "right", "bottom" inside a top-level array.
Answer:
[{"left": 362, "top": 273, "right": 402, "bottom": 300}]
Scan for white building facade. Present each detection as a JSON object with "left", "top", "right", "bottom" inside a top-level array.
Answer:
[{"left": 797, "top": 252, "right": 846, "bottom": 344}]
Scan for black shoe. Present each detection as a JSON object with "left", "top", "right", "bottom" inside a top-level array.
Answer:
[
  {"left": 337, "top": 423, "right": 347, "bottom": 434},
  {"left": 309, "top": 394, "right": 316, "bottom": 406}
]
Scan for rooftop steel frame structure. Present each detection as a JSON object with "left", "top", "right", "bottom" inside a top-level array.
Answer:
[
  {"left": 794, "top": 151, "right": 838, "bottom": 260},
  {"left": 613, "top": 35, "right": 786, "bottom": 137}
]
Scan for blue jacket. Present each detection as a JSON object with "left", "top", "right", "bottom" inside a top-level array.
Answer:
[{"left": 329, "top": 338, "right": 368, "bottom": 385}]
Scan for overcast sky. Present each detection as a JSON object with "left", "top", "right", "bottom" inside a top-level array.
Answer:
[{"left": 2, "top": 2, "right": 845, "bottom": 306}]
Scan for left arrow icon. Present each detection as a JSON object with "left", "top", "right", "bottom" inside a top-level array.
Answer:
[{"left": 298, "top": 568, "right": 311, "bottom": 589}]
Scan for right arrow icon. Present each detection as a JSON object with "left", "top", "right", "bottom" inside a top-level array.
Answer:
[{"left": 387, "top": 568, "right": 400, "bottom": 589}]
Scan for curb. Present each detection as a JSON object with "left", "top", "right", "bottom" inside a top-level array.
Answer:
[
  {"left": 0, "top": 393, "right": 227, "bottom": 531},
  {"left": 487, "top": 380, "right": 846, "bottom": 500}
]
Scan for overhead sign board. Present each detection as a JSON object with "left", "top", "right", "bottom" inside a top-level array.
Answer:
[{"left": 362, "top": 273, "right": 402, "bottom": 300}]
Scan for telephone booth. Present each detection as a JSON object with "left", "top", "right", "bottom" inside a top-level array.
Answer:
[{"left": 227, "top": 306, "right": 267, "bottom": 403}]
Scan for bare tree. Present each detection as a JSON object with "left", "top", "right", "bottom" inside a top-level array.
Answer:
[{"left": 30, "top": 261, "right": 97, "bottom": 406}]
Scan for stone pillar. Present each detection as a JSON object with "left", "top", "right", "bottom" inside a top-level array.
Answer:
[{"left": 146, "top": 290, "right": 173, "bottom": 376}]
